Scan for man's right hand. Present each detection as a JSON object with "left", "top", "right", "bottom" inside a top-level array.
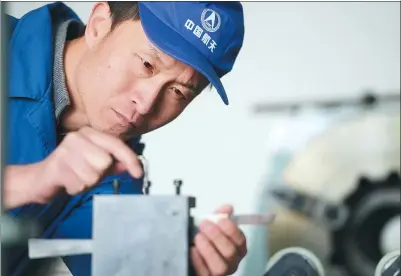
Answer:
[{"left": 4, "top": 127, "right": 143, "bottom": 209}]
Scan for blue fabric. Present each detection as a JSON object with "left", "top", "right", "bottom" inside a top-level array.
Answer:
[
  {"left": 5, "top": 3, "right": 144, "bottom": 275},
  {"left": 139, "top": 1, "right": 245, "bottom": 105}
]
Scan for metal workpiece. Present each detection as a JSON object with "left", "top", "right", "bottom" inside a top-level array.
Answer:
[
  {"left": 27, "top": 189, "right": 277, "bottom": 276},
  {"left": 92, "top": 195, "right": 195, "bottom": 276},
  {"left": 28, "top": 239, "right": 92, "bottom": 259},
  {"left": 28, "top": 194, "right": 197, "bottom": 276}
]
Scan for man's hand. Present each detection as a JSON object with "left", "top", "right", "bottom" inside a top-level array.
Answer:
[
  {"left": 8, "top": 126, "right": 143, "bottom": 207},
  {"left": 191, "top": 204, "right": 247, "bottom": 276}
]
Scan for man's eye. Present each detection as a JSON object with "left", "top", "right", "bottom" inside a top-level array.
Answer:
[
  {"left": 140, "top": 57, "right": 153, "bottom": 71},
  {"left": 170, "top": 87, "right": 186, "bottom": 100}
]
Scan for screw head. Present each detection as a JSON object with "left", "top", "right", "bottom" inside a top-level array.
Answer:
[
  {"left": 174, "top": 179, "right": 183, "bottom": 187},
  {"left": 144, "top": 180, "right": 152, "bottom": 188}
]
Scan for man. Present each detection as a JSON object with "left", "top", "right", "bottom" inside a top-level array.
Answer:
[{"left": 4, "top": 1, "right": 245, "bottom": 275}]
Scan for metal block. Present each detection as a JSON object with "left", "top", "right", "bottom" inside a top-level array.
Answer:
[{"left": 92, "top": 195, "right": 196, "bottom": 276}]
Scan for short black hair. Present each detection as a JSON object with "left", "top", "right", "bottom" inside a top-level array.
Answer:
[{"left": 108, "top": 2, "right": 140, "bottom": 31}]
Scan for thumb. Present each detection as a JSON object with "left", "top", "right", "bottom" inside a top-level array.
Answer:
[{"left": 215, "top": 204, "right": 234, "bottom": 215}]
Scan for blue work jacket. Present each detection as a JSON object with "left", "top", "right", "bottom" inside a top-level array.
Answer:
[{"left": 5, "top": 2, "right": 144, "bottom": 275}]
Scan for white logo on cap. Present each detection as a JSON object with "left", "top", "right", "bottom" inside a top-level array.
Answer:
[{"left": 201, "top": 9, "right": 221, "bottom": 33}]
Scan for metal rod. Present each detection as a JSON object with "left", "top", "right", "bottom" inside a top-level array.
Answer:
[
  {"left": 112, "top": 179, "right": 120, "bottom": 195},
  {"left": 28, "top": 239, "right": 93, "bottom": 259},
  {"left": 252, "top": 92, "right": 400, "bottom": 114}
]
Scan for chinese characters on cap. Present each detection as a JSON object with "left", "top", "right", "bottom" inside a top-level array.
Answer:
[{"left": 184, "top": 9, "right": 221, "bottom": 53}]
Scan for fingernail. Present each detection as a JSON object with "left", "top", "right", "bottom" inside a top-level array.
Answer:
[{"left": 133, "top": 168, "right": 143, "bottom": 178}]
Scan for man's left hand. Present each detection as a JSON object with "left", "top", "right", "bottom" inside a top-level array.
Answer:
[{"left": 191, "top": 204, "right": 247, "bottom": 276}]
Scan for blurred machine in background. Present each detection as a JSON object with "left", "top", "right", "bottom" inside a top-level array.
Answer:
[{"left": 254, "top": 91, "right": 400, "bottom": 276}]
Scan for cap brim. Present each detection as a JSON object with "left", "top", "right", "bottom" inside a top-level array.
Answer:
[{"left": 138, "top": 3, "right": 229, "bottom": 105}]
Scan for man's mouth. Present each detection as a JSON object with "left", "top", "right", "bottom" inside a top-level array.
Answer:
[{"left": 112, "top": 109, "right": 136, "bottom": 128}]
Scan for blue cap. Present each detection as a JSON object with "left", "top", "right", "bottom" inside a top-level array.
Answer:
[{"left": 138, "top": 1, "right": 245, "bottom": 105}]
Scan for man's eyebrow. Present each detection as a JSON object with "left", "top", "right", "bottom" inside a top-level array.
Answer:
[
  {"left": 176, "top": 81, "right": 199, "bottom": 95},
  {"left": 148, "top": 44, "right": 163, "bottom": 63},
  {"left": 175, "top": 81, "right": 202, "bottom": 96}
]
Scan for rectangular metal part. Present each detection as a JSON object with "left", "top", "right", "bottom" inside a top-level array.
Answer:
[{"left": 92, "top": 195, "right": 195, "bottom": 276}]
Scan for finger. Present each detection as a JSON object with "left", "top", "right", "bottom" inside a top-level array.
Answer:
[
  {"left": 194, "top": 233, "right": 228, "bottom": 276},
  {"left": 62, "top": 131, "right": 113, "bottom": 173},
  {"left": 110, "top": 161, "right": 128, "bottom": 175},
  {"left": 63, "top": 133, "right": 109, "bottom": 186},
  {"left": 190, "top": 247, "right": 210, "bottom": 276},
  {"left": 79, "top": 127, "right": 143, "bottom": 178},
  {"left": 199, "top": 220, "right": 239, "bottom": 262},
  {"left": 215, "top": 204, "right": 234, "bottom": 215},
  {"left": 58, "top": 158, "right": 87, "bottom": 195},
  {"left": 70, "top": 152, "right": 102, "bottom": 188},
  {"left": 217, "top": 219, "right": 247, "bottom": 258},
  {"left": 81, "top": 142, "right": 113, "bottom": 173}
]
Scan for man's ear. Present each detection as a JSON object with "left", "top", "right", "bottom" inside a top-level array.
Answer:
[{"left": 84, "top": 2, "right": 112, "bottom": 49}]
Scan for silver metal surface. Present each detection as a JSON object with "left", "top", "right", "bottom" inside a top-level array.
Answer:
[
  {"left": 92, "top": 195, "right": 195, "bottom": 276},
  {"left": 231, "top": 214, "right": 276, "bottom": 225},
  {"left": 196, "top": 213, "right": 276, "bottom": 226},
  {"left": 29, "top": 239, "right": 93, "bottom": 259},
  {"left": 27, "top": 195, "right": 197, "bottom": 276}
]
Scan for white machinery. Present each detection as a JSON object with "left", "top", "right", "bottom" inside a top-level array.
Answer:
[{"left": 248, "top": 92, "right": 400, "bottom": 276}]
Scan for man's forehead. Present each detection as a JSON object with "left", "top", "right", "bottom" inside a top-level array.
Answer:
[{"left": 146, "top": 42, "right": 194, "bottom": 73}]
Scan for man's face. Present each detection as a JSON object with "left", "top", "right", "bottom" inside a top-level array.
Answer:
[{"left": 74, "top": 3, "right": 207, "bottom": 140}]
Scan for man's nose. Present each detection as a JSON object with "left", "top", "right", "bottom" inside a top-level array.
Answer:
[{"left": 131, "top": 82, "right": 162, "bottom": 115}]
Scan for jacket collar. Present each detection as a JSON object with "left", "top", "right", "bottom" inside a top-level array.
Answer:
[
  {"left": 8, "top": 2, "right": 81, "bottom": 100},
  {"left": 7, "top": 3, "right": 82, "bottom": 155}
]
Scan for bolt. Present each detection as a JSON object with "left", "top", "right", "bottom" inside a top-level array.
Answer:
[
  {"left": 174, "top": 179, "right": 183, "bottom": 195},
  {"left": 112, "top": 179, "right": 120, "bottom": 195},
  {"left": 143, "top": 180, "right": 151, "bottom": 195}
]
